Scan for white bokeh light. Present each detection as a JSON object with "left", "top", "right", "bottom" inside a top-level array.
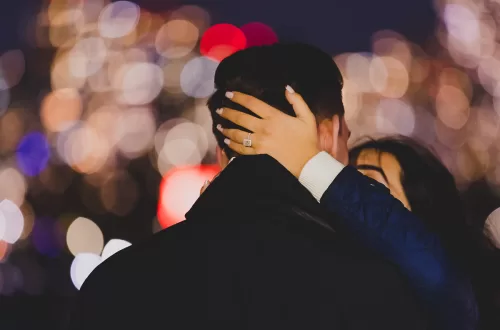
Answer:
[
  {"left": 68, "top": 37, "right": 108, "bottom": 78},
  {"left": 443, "top": 4, "right": 479, "bottom": 45},
  {"left": 0, "top": 199, "right": 24, "bottom": 244},
  {"left": 98, "top": 1, "right": 140, "bottom": 39},
  {"left": 70, "top": 253, "right": 102, "bottom": 290},
  {"left": 375, "top": 99, "right": 416, "bottom": 136},
  {"left": 117, "top": 62, "right": 164, "bottom": 105},
  {"left": 180, "top": 56, "right": 218, "bottom": 98},
  {"left": 156, "top": 121, "right": 209, "bottom": 172},
  {"left": 115, "top": 107, "right": 156, "bottom": 158},
  {"left": 0, "top": 210, "right": 5, "bottom": 241},
  {"left": 101, "top": 239, "right": 131, "bottom": 262}
]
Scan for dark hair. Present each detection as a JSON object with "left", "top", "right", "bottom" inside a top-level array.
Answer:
[
  {"left": 349, "top": 136, "right": 475, "bottom": 271},
  {"left": 207, "top": 43, "right": 345, "bottom": 159}
]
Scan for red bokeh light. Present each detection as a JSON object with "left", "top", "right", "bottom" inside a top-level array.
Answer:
[
  {"left": 240, "top": 22, "right": 278, "bottom": 47},
  {"left": 157, "top": 164, "right": 220, "bottom": 229},
  {"left": 200, "top": 23, "right": 247, "bottom": 62}
]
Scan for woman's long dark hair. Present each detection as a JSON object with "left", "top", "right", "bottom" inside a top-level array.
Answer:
[{"left": 349, "top": 136, "right": 477, "bottom": 272}]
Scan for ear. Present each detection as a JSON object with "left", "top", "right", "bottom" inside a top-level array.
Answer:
[
  {"left": 317, "top": 115, "right": 341, "bottom": 157},
  {"left": 216, "top": 146, "right": 230, "bottom": 169}
]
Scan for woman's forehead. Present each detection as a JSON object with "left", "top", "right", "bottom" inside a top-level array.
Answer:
[{"left": 355, "top": 149, "right": 402, "bottom": 174}]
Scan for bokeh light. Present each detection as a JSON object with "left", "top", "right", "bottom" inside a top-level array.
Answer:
[
  {"left": 0, "top": 166, "right": 27, "bottom": 206},
  {"left": 68, "top": 37, "right": 108, "bottom": 78},
  {"left": 115, "top": 62, "right": 164, "bottom": 105},
  {"left": 0, "top": 49, "right": 25, "bottom": 90},
  {"left": 15, "top": 132, "right": 51, "bottom": 177},
  {"left": 180, "top": 56, "right": 218, "bottom": 98},
  {"left": 485, "top": 207, "right": 500, "bottom": 249},
  {"left": 115, "top": 107, "right": 156, "bottom": 158},
  {"left": 1, "top": 0, "right": 500, "bottom": 309},
  {"left": 31, "top": 217, "right": 64, "bottom": 258},
  {"left": 70, "top": 253, "right": 102, "bottom": 290},
  {"left": 41, "top": 88, "right": 82, "bottom": 132},
  {"left": 240, "top": 22, "right": 278, "bottom": 47},
  {"left": 158, "top": 165, "right": 220, "bottom": 229},
  {"left": 98, "top": 1, "right": 140, "bottom": 39},
  {"left": 200, "top": 23, "right": 247, "bottom": 62},
  {"left": 66, "top": 217, "right": 104, "bottom": 256},
  {"left": 155, "top": 19, "right": 199, "bottom": 59},
  {"left": 0, "top": 199, "right": 24, "bottom": 244},
  {"left": 101, "top": 239, "right": 131, "bottom": 261}
]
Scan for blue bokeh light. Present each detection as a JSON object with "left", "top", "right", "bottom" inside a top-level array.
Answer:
[{"left": 16, "top": 132, "right": 51, "bottom": 177}]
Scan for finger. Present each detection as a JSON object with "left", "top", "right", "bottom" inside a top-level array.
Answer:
[
  {"left": 223, "top": 138, "right": 257, "bottom": 155},
  {"left": 225, "top": 91, "right": 280, "bottom": 119},
  {"left": 216, "top": 107, "right": 262, "bottom": 132},
  {"left": 200, "top": 180, "right": 211, "bottom": 195},
  {"left": 217, "top": 126, "right": 257, "bottom": 145},
  {"left": 285, "top": 86, "right": 315, "bottom": 123}
]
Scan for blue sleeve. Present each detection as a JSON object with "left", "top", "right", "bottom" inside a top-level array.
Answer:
[{"left": 320, "top": 165, "right": 478, "bottom": 330}]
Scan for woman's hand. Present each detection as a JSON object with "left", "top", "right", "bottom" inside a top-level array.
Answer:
[{"left": 216, "top": 86, "right": 320, "bottom": 178}]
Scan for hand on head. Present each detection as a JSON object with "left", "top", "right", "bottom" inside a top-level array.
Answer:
[{"left": 215, "top": 86, "right": 321, "bottom": 178}]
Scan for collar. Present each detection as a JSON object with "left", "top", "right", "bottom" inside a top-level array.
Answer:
[{"left": 186, "top": 155, "right": 333, "bottom": 232}]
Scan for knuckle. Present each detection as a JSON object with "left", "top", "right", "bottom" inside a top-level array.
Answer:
[
  {"left": 228, "top": 129, "right": 237, "bottom": 139},
  {"left": 262, "top": 125, "right": 273, "bottom": 136}
]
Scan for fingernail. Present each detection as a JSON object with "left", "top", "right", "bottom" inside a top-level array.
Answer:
[
  {"left": 224, "top": 138, "right": 230, "bottom": 145},
  {"left": 216, "top": 124, "right": 223, "bottom": 132},
  {"left": 229, "top": 157, "right": 236, "bottom": 163},
  {"left": 225, "top": 91, "right": 234, "bottom": 99},
  {"left": 216, "top": 108, "right": 223, "bottom": 115},
  {"left": 203, "top": 179, "right": 210, "bottom": 188},
  {"left": 285, "top": 85, "right": 295, "bottom": 94}
]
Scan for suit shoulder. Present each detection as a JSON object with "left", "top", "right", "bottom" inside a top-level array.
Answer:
[{"left": 79, "top": 220, "right": 193, "bottom": 294}]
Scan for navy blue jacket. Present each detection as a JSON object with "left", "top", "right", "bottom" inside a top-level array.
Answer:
[{"left": 320, "top": 165, "right": 478, "bottom": 330}]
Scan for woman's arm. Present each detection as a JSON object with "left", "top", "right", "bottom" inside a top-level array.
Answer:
[
  {"left": 216, "top": 89, "right": 479, "bottom": 329},
  {"left": 300, "top": 151, "right": 478, "bottom": 330}
]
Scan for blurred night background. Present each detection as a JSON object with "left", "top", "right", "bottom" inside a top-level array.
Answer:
[{"left": 1, "top": 0, "right": 500, "bottom": 328}]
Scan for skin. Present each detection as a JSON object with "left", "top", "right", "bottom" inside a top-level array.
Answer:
[
  {"left": 215, "top": 87, "right": 350, "bottom": 175},
  {"left": 354, "top": 149, "right": 411, "bottom": 210}
]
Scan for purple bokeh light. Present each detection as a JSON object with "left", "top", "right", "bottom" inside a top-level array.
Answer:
[
  {"left": 31, "top": 217, "right": 65, "bottom": 258},
  {"left": 15, "top": 132, "right": 50, "bottom": 177}
]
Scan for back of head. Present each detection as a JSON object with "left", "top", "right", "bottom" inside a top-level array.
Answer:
[
  {"left": 350, "top": 136, "right": 474, "bottom": 270},
  {"left": 207, "top": 43, "right": 345, "bottom": 158}
]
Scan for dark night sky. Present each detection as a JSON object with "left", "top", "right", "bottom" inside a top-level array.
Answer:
[{"left": 0, "top": 0, "right": 438, "bottom": 54}]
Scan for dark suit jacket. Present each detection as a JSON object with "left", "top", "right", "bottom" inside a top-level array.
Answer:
[{"left": 68, "top": 155, "right": 427, "bottom": 330}]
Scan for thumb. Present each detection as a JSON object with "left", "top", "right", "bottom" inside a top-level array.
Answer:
[{"left": 285, "top": 86, "right": 315, "bottom": 123}]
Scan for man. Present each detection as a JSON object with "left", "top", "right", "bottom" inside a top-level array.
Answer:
[
  {"left": 213, "top": 44, "right": 477, "bottom": 329},
  {"left": 68, "top": 43, "right": 433, "bottom": 329}
]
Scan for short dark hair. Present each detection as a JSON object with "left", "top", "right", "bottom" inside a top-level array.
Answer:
[
  {"left": 349, "top": 136, "right": 475, "bottom": 271},
  {"left": 207, "top": 43, "right": 345, "bottom": 159}
]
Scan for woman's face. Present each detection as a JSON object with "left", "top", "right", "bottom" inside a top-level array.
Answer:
[{"left": 354, "top": 148, "right": 412, "bottom": 210}]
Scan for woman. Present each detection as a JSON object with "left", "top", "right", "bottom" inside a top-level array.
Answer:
[
  {"left": 350, "top": 137, "right": 499, "bottom": 330},
  {"left": 349, "top": 137, "right": 475, "bottom": 271},
  {"left": 215, "top": 88, "right": 478, "bottom": 329}
]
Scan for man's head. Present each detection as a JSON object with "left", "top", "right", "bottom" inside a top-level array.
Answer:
[{"left": 207, "top": 43, "right": 349, "bottom": 168}]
